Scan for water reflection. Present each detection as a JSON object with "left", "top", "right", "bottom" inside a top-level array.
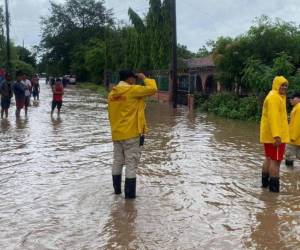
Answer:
[
  {"left": 250, "top": 194, "right": 286, "bottom": 249},
  {"left": 15, "top": 118, "right": 28, "bottom": 130},
  {"left": 51, "top": 116, "right": 62, "bottom": 130},
  {"left": 32, "top": 100, "right": 40, "bottom": 107},
  {"left": 105, "top": 200, "right": 138, "bottom": 249},
  {"left": 0, "top": 118, "right": 11, "bottom": 131}
]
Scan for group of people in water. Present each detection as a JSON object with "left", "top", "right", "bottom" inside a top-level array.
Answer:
[
  {"left": 1, "top": 68, "right": 299, "bottom": 196},
  {"left": 108, "top": 71, "right": 300, "bottom": 198},
  {"left": 0, "top": 69, "right": 64, "bottom": 119}
]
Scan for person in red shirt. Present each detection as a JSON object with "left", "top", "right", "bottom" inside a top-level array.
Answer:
[{"left": 51, "top": 78, "right": 64, "bottom": 117}]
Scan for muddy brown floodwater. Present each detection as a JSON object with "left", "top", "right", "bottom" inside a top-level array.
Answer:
[{"left": 1, "top": 80, "right": 300, "bottom": 250}]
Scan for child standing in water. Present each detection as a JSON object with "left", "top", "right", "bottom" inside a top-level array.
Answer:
[{"left": 51, "top": 78, "right": 64, "bottom": 117}]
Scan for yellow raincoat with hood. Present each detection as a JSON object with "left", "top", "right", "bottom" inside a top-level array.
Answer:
[
  {"left": 108, "top": 78, "right": 157, "bottom": 141},
  {"left": 260, "top": 76, "right": 289, "bottom": 143},
  {"left": 289, "top": 103, "right": 300, "bottom": 145}
]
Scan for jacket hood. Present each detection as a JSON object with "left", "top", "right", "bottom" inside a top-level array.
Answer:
[
  {"left": 272, "top": 76, "right": 288, "bottom": 91},
  {"left": 109, "top": 81, "right": 131, "bottom": 96}
]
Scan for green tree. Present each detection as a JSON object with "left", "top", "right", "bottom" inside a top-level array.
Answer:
[
  {"left": 213, "top": 16, "right": 300, "bottom": 93},
  {"left": 40, "top": 0, "right": 112, "bottom": 77},
  {"left": 272, "top": 52, "right": 295, "bottom": 76},
  {"left": 242, "top": 58, "right": 272, "bottom": 93},
  {"left": 0, "top": 6, "right": 6, "bottom": 67},
  {"left": 177, "top": 44, "right": 195, "bottom": 59},
  {"left": 15, "top": 46, "right": 37, "bottom": 67}
]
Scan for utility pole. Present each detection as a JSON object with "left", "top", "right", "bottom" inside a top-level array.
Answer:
[
  {"left": 22, "top": 39, "right": 24, "bottom": 61},
  {"left": 171, "top": 0, "right": 177, "bottom": 108},
  {"left": 104, "top": 17, "right": 110, "bottom": 91},
  {"left": 5, "top": 0, "right": 11, "bottom": 74}
]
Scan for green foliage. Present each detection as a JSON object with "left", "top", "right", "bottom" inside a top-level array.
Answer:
[
  {"left": 0, "top": 6, "right": 36, "bottom": 75},
  {"left": 196, "top": 45, "right": 210, "bottom": 57},
  {"left": 288, "top": 73, "right": 300, "bottom": 94},
  {"left": 12, "top": 60, "right": 35, "bottom": 76},
  {"left": 213, "top": 16, "right": 300, "bottom": 92},
  {"left": 126, "top": 0, "right": 173, "bottom": 70},
  {"left": 272, "top": 52, "right": 295, "bottom": 76},
  {"left": 177, "top": 44, "right": 195, "bottom": 59},
  {"left": 242, "top": 58, "right": 273, "bottom": 93},
  {"left": 40, "top": 0, "right": 112, "bottom": 77},
  {"left": 85, "top": 42, "right": 105, "bottom": 83},
  {"left": 39, "top": 0, "right": 178, "bottom": 81},
  {"left": 128, "top": 8, "right": 145, "bottom": 33},
  {"left": 15, "top": 46, "right": 37, "bottom": 67},
  {"left": 198, "top": 93, "right": 261, "bottom": 121},
  {"left": 0, "top": 6, "right": 5, "bottom": 65}
]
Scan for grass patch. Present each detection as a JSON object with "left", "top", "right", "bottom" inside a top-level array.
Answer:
[{"left": 78, "top": 82, "right": 107, "bottom": 97}]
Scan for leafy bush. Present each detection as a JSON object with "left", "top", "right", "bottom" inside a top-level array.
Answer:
[{"left": 198, "top": 92, "right": 262, "bottom": 121}]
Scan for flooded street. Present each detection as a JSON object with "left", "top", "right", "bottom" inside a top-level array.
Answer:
[{"left": 1, "top": 80, "right": 300, "bottom": 250}]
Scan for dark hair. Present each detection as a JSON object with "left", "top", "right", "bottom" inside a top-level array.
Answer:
[
  {"left": 55, "top": 78, "right": 62, "bottom": 82},
  {"left": 119, "top": 70, "right": 136, "bottom": 81},
  {"left": 291, "top": 92, "right": 300, "bottom": 99},
  {"left": 16, "top": 70, "right": 24, "bottom": 77}
]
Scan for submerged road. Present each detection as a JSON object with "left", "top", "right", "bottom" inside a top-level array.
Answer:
[{"left": 1, "top": 80, "right": 300, "bottom": 249}]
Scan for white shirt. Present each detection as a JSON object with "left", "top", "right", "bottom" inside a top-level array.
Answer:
[{"left": 23, "top": 79, "right": 32, "bottom": 97}]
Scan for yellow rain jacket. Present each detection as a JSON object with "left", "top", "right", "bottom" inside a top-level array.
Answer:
[
  {"left": 108, "top": 78, "right": 157, "bottom": 141},
  {"left": 260, "top": 76, "right": 289, "bottom": 143},
  {"left": 289, "top": 103, "right": 300, "bottom": 145}
]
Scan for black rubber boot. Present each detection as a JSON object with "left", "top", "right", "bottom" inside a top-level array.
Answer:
[
  {"left": 269, "top": 177, "right": 280, "bottom": 193},
  {"left": 261, "top": 172, "right": 269, "bottom": 188},
  {"left": 285, "top": 159, "right": 294, "bottom": 167},
  {"left": 112, "top": 175, "right": 122, "bottom": 194},
  {"left": 125, "top": 178, "right": 136, "bottom": 199}
]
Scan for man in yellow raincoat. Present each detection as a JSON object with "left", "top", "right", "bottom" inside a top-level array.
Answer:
[
  {"left": 108, "top": 70, "right": 157, "bottom": 199},
  {"left": 260, "top": 76, "right": 289, "bottom": 192},
  {"left": 285, "top": 92, "right": 300, "bottom": 167}
]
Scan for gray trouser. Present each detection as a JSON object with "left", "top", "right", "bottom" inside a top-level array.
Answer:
[
  {"left": 285, "top": 144, "right": 300, "bottom": 161},
  {"left": 112, "top": 137, "right": 141, "bottom": 178}
]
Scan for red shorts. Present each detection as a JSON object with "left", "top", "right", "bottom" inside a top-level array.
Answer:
[
  {"left": 264, "top": 143, "right": 286, "bottom": 161},
  {"left": 16, "top": 98, "right": 25, "bottom": 109}
]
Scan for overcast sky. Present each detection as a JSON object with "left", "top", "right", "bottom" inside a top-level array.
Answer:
[{"left": 8, "top": 0, "right": 300, "bottom": 52}]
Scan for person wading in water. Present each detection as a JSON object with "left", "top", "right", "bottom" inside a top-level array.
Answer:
[
  {"left": 51, "top": 78, "right": 64, "bottom": 117},
  {"left": 108, "top": 70, "right": 157, "bottom": 199},
  {"left": 260, "top": 76, "right": 289, "bottom": 192}
]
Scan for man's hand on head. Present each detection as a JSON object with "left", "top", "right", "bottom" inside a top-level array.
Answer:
[{"left": 135, "top": 73, "right": 146, "bottom": 80}]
